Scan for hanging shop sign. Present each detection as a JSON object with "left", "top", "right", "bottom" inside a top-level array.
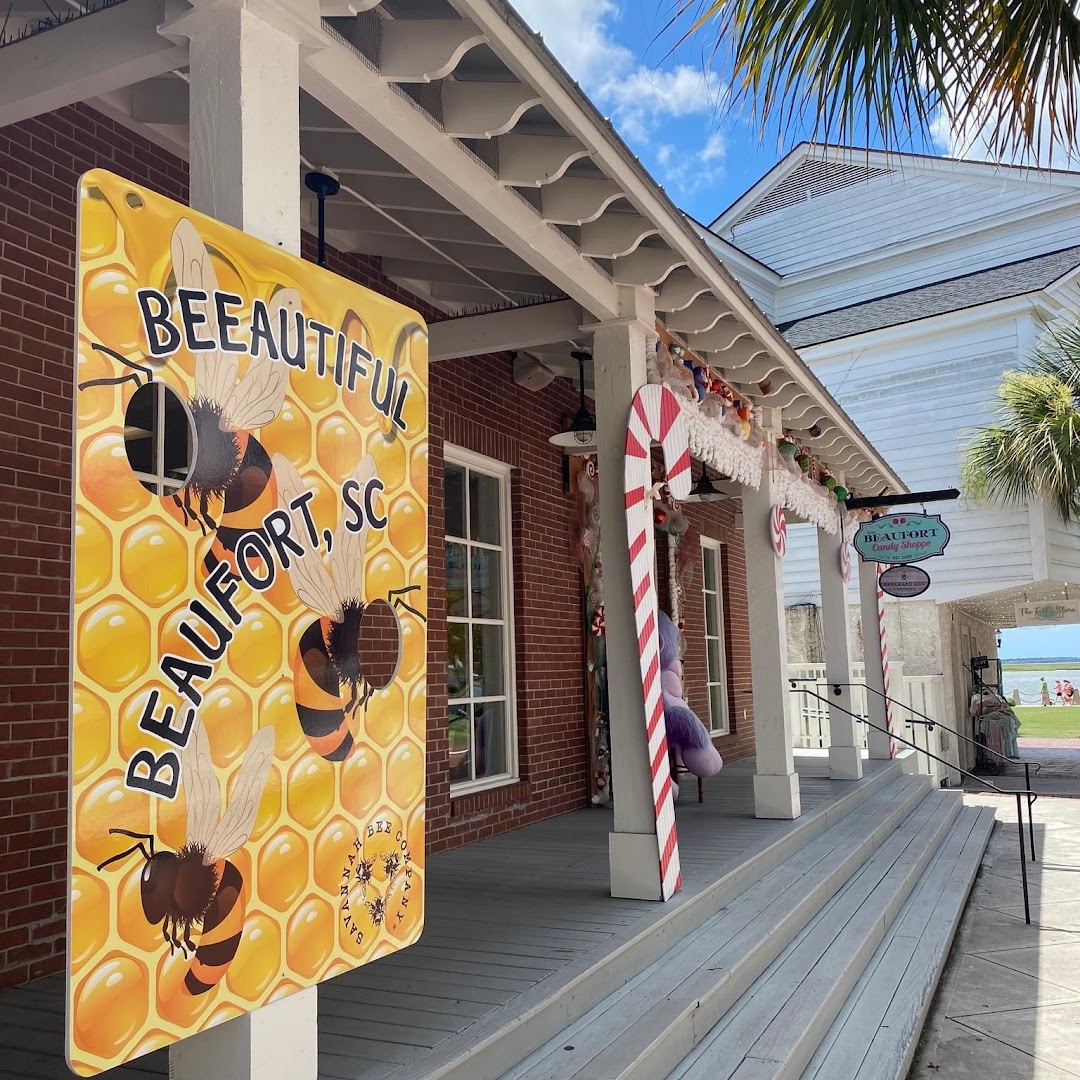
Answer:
[
  {"left": 69, "top": 171, "right": 428, "bottom": 1075},
  {"left": 1014, "top": 599, "right": 1080, "bottom": 626},
  {"left": 879, "top": 564, "right": 931, "bottom": 598},
  {"left": 853, "top": 513, "right": 950, "bottom": 565}
]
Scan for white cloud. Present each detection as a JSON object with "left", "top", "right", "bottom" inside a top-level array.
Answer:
[
  {"left": 511, "top": 0, "right": 628, "bottom": 88},
  {"left": 511, "top": 0, "right": 727, "bottom": 196},
  {"left": 654, "top": 131, "right": 728, "bottom": 198}
]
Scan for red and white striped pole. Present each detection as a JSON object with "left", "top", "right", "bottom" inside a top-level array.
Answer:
[
  {"left": 624, "top": 384, "right": 691, "bottom": 899},
  {"left": 876, "top": 563, "right": 896, "bottom": 757}
]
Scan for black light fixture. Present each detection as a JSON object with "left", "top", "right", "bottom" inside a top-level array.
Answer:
[
  {"left": 549, "top": 351, "right": 597, "bottom": 452},
  {"left": 683, "top": 462, "right": 729, "bottom": 503},
  {"left": 305, "top": 170, "right": 340, "bottom": 268}
]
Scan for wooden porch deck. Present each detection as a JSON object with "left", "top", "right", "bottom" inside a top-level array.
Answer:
[{"left": 0, "top": 752, "right": 890, "bottom": 1080}]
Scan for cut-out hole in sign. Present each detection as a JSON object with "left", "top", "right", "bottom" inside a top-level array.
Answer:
[{"left": 123, "top": 381, "right": 197, "bottom": 495}]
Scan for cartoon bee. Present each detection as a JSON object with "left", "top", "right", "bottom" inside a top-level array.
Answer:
[
  {"left": 78, "top": 216, "right": 296, "bottom": 576},
  {"left": 273, "top": 453, "right": 426, "bottom": 762},
  {"left": 96, "top": 719, "right": 274, "bottom": 995}
]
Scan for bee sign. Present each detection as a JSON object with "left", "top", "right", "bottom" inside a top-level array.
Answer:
[
  {"left": 853, "top": 513, "right": 950, "bottom": 565},
  {"left": 68, "top": 171, "right": 428, "bottom": 1075}
]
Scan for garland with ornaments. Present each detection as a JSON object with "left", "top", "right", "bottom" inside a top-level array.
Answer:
[
  {"left": 648, "top": 336, "right": 766, "bottom": 489},
  {"left": 647, "top": 324, "right": 869, "bottom": 530}
]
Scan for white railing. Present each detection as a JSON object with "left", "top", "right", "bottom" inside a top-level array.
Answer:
[
  {"left": 789, "top": 664, "right": 946, "bottom": 745},
  {"left": 788, "top": 664, "right": 950, "bottom": 782}
]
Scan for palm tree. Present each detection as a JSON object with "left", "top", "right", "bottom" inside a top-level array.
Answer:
[
  {"left": 962, "top": 321, "right": 1080, "bottom": 523},
  {"left": 670, "top": 0, "right": 1080, "bottom": 162}
]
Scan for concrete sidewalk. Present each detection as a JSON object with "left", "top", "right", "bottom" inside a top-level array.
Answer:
[{"left": 910, "top": 795, "right": 1080, "bottom": 1078}]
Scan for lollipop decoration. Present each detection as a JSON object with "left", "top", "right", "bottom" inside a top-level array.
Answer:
[{"left": 770, "top": 503, "right": 788, "bottom": 558}]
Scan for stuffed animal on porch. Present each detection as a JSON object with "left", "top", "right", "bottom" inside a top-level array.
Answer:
[{"left": 657, "top": 609, "right": 723, "bottom": 792}]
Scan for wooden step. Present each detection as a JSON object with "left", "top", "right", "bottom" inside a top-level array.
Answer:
[
  {"left": 497, "top": 772, "right": 934, "bottom": 1080},
  {"left": 801, "top": 805, "right": 995, "bottom": 1080},
  {"left": 667, "top": 789, "right": 963, "bottom": 1080},
  {"left": 421, "top": 756, "right": 912, "bottom": 1080}
]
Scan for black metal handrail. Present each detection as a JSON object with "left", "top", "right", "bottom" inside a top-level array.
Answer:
[
  {"left": 791, "top": 682, "right": 1035, "bottom": 924},
  {"left": 829, "top": 681, "right": 1039, "bottom": 860}
]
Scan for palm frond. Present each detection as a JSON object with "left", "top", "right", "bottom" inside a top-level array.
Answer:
[
  {"left": 962, "top": 326, "right": 1080, "bottom": 523},
  {"left": 668, "top": 0, "right": 1080, "bottom": 161}
]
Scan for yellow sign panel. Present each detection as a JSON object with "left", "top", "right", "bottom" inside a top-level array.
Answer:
[{"left": 68, "top": 171, "right": 428, "bottom": 1074}]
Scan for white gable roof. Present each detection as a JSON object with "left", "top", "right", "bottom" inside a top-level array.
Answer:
[{"left": 712, "top": 144, "right": 1080, "bottom": 279}]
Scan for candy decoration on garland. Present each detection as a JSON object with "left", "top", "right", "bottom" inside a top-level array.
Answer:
[
  {"left": 771, "top": 503, "right": 788, "bottom": 558},
  {"left": 624, "top": 382, "right": 691, "bottom": 900},
  {"left": 840, "top": 541, "right": 852, "bottom": 583}
]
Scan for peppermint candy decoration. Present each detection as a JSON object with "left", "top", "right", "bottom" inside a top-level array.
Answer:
[{"left": 770, "top": 504, "right": 788, "bottom": 558}]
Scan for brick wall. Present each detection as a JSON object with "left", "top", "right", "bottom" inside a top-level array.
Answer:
[
  {"left": 0, "top": 102, "right": 756, "bottom": 987},
  {"left": 678, "top": 505, "right": 756, "bottom": 764}
]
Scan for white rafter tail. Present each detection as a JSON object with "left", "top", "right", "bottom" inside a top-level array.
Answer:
[
  {"left": 0, "top": 0, "right": 189, "bottom": 129},
  {"left": 692, "top": 326, "right": 763, "bottom": 357},
  {"left": 378, "top": 20, "right": 486, "bottom": 83},
  {"left": 666, "top": 298, "right": 734, "bottom": 335},
  {"left": 428, "top": 299, "right": 583, "bottom": 361},
  {"left": 441, "top": 81, "right": 543, "bottom": 138},
  {"left": 727, "top": 356, "right": 787, "bottom": 384},
  {"left": 498, "top": 134, "right": 591, "bottom": 187},
  {"left": 320, "top": 0, "right": 381, "bottom": 14},
  {"left": 539, "top": 176, "right": 625, "bottom": 225},
  {"left": 656, "top": 274, "right": 713, "bottom": 313},
  {"left": 303, "top": 44, "right": 620, "bottom": 319},
  {"left": 612, "top": 246, "right": 687, "bottom": 288},
  {"left": 579, "top": 212, "right": 659, "bottom": 259}
]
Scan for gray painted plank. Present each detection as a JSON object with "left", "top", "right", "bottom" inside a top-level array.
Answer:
[
  {"left": 319, "top": 983, "right": 490, "bottom": 1019},
  {"left": 321, "top": 1013, "right": 449, "bottom": 1049},
  {"left": 318, "top": 1052, "right": 401, "bottom": 1080}
]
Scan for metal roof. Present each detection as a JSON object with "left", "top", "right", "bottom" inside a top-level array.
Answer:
[{"left": 779, "top": 246, "right": 1080, "bottom": 347}]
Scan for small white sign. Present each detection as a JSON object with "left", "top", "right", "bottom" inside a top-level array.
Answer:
[{"left": 1014, "top": 599, "right": 1080, "bottom": 626}]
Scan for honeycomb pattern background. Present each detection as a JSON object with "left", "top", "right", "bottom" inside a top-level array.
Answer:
[{"left": 68, "top": 171, "right": 428, "bottom": 1076}]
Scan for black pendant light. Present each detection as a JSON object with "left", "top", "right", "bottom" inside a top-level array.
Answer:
[
  {"left": 305, "top": 170, "right": 340, "bottom": 267},
  {"left": 683, "top": 462, "right": 729, "bottom": 502},
  {"left": 549, "top": 351, "right": 597, "bottom": 451}
]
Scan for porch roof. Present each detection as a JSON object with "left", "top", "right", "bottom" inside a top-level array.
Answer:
[{"left": 0, "top": 0, "right": 904, "bottom": 497}]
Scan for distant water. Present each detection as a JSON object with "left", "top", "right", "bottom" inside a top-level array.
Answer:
[{"left": 1001, "top": 667, "right": 1080, "bottom": 706}]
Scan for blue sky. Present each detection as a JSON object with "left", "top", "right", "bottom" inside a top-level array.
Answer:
[
  {"left": 510, "top": 1, "right": 965, "bottom": 224},
  {"left": 1000, "top": 626, "right": 1080, "bottom": 662}
]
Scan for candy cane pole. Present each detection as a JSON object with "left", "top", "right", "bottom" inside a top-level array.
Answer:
[
  {"left": 877, "top": 564, "right": 896, "bottom": 757},
  {"left": 624, "top": 384, "right": 692, "bottom": 899}
]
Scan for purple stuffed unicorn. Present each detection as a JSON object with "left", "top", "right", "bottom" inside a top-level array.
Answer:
[{"left": 657, "top": 610, "right": 723, "bottom": 787}]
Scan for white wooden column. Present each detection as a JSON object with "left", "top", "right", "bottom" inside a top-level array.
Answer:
[
  {"left": 819, "top": 527, "right": 862, "bottom": 779},
  {"left": 859, "top": 558, "right": 893, "bottom": 759},
  {"left": 591, "top": 285, "right": 665, "bottom": 900},
  {"left": 742, "top": 422, "right": 801, "bottom": 819},
  {"left": 165, "top": 1, "right": 318, "bottom": 1076}
]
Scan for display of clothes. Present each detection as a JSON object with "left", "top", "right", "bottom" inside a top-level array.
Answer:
[{"left": 970, "top": 688, "right": 1021, "bottom": 768}]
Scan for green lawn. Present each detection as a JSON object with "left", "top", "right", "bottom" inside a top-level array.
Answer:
[
  {"left": 1004, "top": 663, "right": 1080, "bottom": 672},
  {"left": 1014, "top": 706, "right": 1080, "bottom": 739}
]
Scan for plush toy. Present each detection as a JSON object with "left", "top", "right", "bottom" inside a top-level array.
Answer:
[{"left": 657, "top": 610, "right": 723, "bottom": 793}]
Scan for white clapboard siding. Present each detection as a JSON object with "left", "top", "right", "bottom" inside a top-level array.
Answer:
[
  {"left": 720, "top": 165, "right": 1073, "bottom": 277},
  {"left": 782, "top": 317, "right": 1035, "bottom": 606},
  {"left": 1048, "top": 515, "right": 1080, "bottom": 582},
  {"left": 774, "top": 208, "right": 1080, "bottom": 323}
]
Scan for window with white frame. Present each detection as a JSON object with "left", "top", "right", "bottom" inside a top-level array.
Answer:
[
  {"left": 444, "top": 447, "right": 517, "bottom": 791},
  {"left": 700, "top": 539, "right": 729, "bottom": 734},
  {"left": 123, "top": 382, "right": 195, "bottom": 495}
]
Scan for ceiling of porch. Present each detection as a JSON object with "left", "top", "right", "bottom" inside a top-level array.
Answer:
[{"left": 0, "top": 0, "right": 905, "bottom": 496}]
